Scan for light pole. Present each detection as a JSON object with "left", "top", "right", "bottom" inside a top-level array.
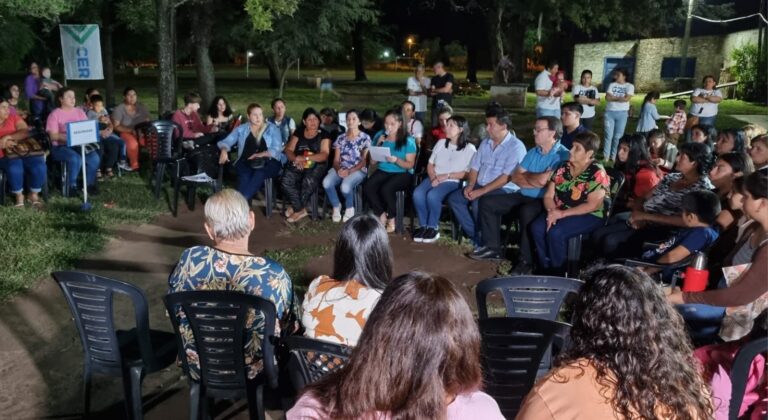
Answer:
[
  {"left": 246, "top": 50, "right": 254, "bottom": 78},
  {"left": 407, "top": 37, "right": 414, "bottom": 57}
]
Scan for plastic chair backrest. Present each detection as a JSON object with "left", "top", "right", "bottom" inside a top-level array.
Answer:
[
  {"left": 604, "top": 167, "right": 625, "bottom": 221},
  {"left": 476, "top": 276, "right": 584, "bottom": 320},
  {"left": 283, "top": 336, "right": 352, "bottom": 392},
  {"left": 729, "top": 335, "right": 768, "bottom": 420},
  {"left": 480, "top": 317, "right": 571, "bottom": 419},
  {"left": 146, "top": 120, "right": 183, "bottom": 161},
  {"left": 163, "top": 291, "right": 279, "bottom": 396},
  {"left": 51, "top": 271, "right": 155, "bottom": 374}
]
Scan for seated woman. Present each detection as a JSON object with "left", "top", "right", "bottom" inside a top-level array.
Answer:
[
  {"left": 302, "top": 214, "right": 392, "bottom": 346},
  {"left": 218, "top": 103, "right": 285, "bottom": 203},
  {"left": 647, "top": 129, "right": 677, "bottom": 173},
  {"left": 206, "top": 95, "right": 234, "bottom": 133},
  {"left": 750, "top": 134, "right": 768, "bottom": 174},
  {"left": 710, "top": 152, "right": 754, "bottom": 230},
  {"left": 593, "top": 142, "right": 715, "bottom": 259},
  {"left": 715, "top": 128, "right": 747, "bottom": 155},
  {"left": 46, "top": 88, "right": 101, "bottom": 195},
  {"left": 322, "top": 110, "right": 371, "bottom": 223},
  {"left": 517, "top": 265, "right": 713, "bottom": 419},
  {"left": 413, "top": 115, "right": 476, "bottom": 243},
  {"left": 111, "top": 87, "right": 151, "bottom": 171},
  {"left": 281, "top": 107, "right": 331, "bottom": 223},
  {"left": 668, "top": 171, "right": 768, "bottom": 342},
  {"left": 691, "top": 123, "right": 717, "bottom": 151},
  {"left": 0, "top": 96, "right": 46, "bottom": 207},
  {"left": 613, "top": 133, "right": 661, "bottom": 215},
  {"left": 364, "top": 109, "right": 418, "bottom": 233},
  {"left": 530, "top": 131, "right": 609, "bottom": 275},
  {"left": 288, "top": 272, "right": 504, "bottom": 420},
  {"left": 168, "top": 189, "right": 293, "bottom": 381}
]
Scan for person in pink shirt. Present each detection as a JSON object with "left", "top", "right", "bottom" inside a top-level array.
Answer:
[
  {"left": 287, "top": 272, "right": 504, "bottom": 420},
  {"left": 172, "top": 92, "right": 222, "bottom": 176},
  {"left": 46, "top": 87, "right": 101, "bottom": 194},
  {"left": 171, "top": 91, "right": 218, "bottom": 142}
]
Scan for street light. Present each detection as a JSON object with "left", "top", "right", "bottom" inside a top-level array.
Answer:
[
  {"left": 246, "top": 50, "right": 254, "bottom": 78},
  {"left": 407, "top": 37, "right": 414, "bottom": 57}
]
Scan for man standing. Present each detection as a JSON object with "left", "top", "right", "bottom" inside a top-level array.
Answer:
[
  {"left": 447, "top": 107, "right": 526, "bottom": 248},
  {"left": 471, "top": 117, "right": 569, "bottom": 273},
  {"left": 559, "top": 102, "right": 586, "bottom": 149},
  {"left": 429, "top": 62, "right": 454, "bottom": 127},
  {"left": 534, "top": 60, "right": 562, "bottom": 119}
]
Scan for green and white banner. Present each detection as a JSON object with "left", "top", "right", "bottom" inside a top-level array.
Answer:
[{"left": 59, "top": 24, "right": 103, "bottom": 80}]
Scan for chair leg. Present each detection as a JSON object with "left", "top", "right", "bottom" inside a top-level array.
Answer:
[
  {"left": 187, "top": 185, "right": 197, "bottom": 211},
  {"left": 395, "top": 191, "right": 405, "bottom": 234},
  {"left": 126, "top": 366, "right": 145, "bottom": 420},
  {"left": 189, "top": 381, "right": 202, "bottom": 420},
  {"left": 310, "top": 191, "right": 319, "bottom": 220},
  {"left": 153, "top": 162, "right": 166, "bottom": 199},
  {"left": 566, "top": 235, "right": 583, "bottom": 278},
  {"left": 264, "top": 178, "right": 273, "bottom": 218},
  {"left": 83, "top": 364, "right": 92, "bottom": 419},
  {"left": 246, "top": 381, "right": 265, "bottom": 420}
]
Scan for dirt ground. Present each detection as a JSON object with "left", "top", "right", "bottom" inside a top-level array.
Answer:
[{"left": 0, "top": 201, "right": 498, "bottom": 419}]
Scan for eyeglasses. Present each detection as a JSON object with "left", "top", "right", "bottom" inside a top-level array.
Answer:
[{"left": 532, "top": 127, "right": 551, "bottom": 134}]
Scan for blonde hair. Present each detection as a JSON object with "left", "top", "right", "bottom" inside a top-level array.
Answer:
[
  {"left": 743, "top": 123, "right": 766, "bottom": 145},
  {"left": 204, "top": 189, "right": 251, "bottom": 241}
]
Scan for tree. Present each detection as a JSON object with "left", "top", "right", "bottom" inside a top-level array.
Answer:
[{"left": 190, "top": 0, "right": 216, "bottom": 107}]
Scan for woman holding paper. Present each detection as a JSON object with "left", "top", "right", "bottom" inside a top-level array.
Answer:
[
  {"left": 364, "top": 109, "right": 417, "bottom": 233},
  {"left": 46, "top": 87, "right": 101, "bottom": 195}
]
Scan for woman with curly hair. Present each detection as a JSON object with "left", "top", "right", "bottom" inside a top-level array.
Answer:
[{"left": 518, "top": 265, "right": 713, "bottom": 419}]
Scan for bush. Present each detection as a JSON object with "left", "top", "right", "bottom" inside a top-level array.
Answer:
[{"left": 730, "top": 43, "right": 766, "bottom": 103}]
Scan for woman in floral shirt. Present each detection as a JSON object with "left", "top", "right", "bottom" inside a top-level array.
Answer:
[
  {"left": 531, "top": 131, "right": 609, "bottom": 275},
  {"left": 322, "top": 110, "right": 371, "bottom": 223},
  {"left": 167, "top": 189, "right": 292, "bottom": 381}
]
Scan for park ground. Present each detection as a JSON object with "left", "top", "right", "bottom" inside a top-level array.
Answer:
[{"left": 0, "top": 68, "right": 765, "bottom": 418}]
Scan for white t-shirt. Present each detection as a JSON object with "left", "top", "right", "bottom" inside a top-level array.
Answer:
[
  {"left": 406, "top": 76, "right": 429, "bottom": 112},
  {"left": 428, "top": 139, "right": 477, "bottom": 181},
  {"left": 407, "top": 118, "right": 424, "bottom": 140},
  {"left": 690, "top": 88, "right": 722, "bottom": 117},
  {"left": 571, "top": 84, "right": 599, "bottom": 119},
  {"left": 605, "top": 82, "right": 635, "bottom": 112},
  {"left": 535, "top": 70, "right": 560, "bottom": 110}
]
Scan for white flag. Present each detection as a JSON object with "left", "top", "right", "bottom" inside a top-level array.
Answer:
[{"left": 60, "top": 24, "right": 104, "bottom": 80}]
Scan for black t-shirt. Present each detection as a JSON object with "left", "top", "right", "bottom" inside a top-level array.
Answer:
[
  {"left": 241, "top": 131, "right": 265, "bottom": 159},
  {"left": 431, "top": 72, "right": 455, "bottom": 106}
]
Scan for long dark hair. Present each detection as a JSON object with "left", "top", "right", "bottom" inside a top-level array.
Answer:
[
  {"left": 554, "top": 265, "right": 713, "bottom": 420},
  {"left": 616, "top": 133, "right": 656, "bottom": 176},
  {"left": 302, "top": 272, "right": 483, "bottom": 419},
  {"left": 718, "top": 128, "right": 747, "bottom": 154},
  {"left": 383, "top": 108, "right": 409, "bottom": 150},
  {"left": 207, "top": 95, "right": 232, "bottom": 119},
  {"left": 331, "top": 214, "right": 393, "bottom": 290},
  {"left": 296, "top": 107, "right": 321, "bottom": 134},
  {"left": 679, "top": 141, "right": 715, "bottom": 176},
  {"left": 691, "top": 124, "right": 717, "bottom": 150},
  {"left": 641, "top": 91, "right": 659, "bottom": 110},
  {"left": 446, "top": 115, "right": 470, "bottom": 151}
]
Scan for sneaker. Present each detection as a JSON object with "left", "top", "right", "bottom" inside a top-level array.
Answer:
[
  {"left": 421, "top": 228, "right": 440, "bottom": 243},
  {"left": 331, "top": 207, "right": 342, "bottom": 223},
  {"left": 413, "top": 227, "right": 426, "bottom": 242},
  {"left": 342, "top": 208, "right": 355, "bottom": 222},
  {"left": 117, "top": 161, "right": 134, "bottom": 172},
  {"left": 96, "top": 169, "right": 103, "bottom": 180}
]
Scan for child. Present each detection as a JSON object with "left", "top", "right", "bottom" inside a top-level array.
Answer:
[
  {"left": 641, "top": 190, "right": 721, "bottom": 280},
  {"left": 636, "top": 91, "right": 669, "bottom": 133},
  {"left": 37, "top": 67, "right": 63, "bottom": 110},
  {"left": 666, "top": 99, "right": 687, "bottom": 142},
  {"left": 86, "top": 95, "right": 131, "bottom": 177},
  {"left": 549, "top": 70, "right": 570, "bottom": 102}
]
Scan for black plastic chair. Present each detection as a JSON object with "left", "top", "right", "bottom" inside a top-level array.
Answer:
[
  {"left": 282, "top": 336, "right": 352, "bottom": 401},
  {"left": 475, "top": 275, "right": 584, "bottom": 321},
  {"left": 51, "top": 271, "right": 177, "bottom": 420},
  {"left": 729, "top": 335, "right": 768, "bottom": 420},
  {"left": 480, "top": 317, "right": 571, "bottom": 419},
  {"left": 0, "top": 168, "right": 5, "bottom": 206},
  {"left": 146, "top": 120, "right": 185, "bottom": 200},
  {"left": 565, "top": 167, "right": 625, "bottom": 277},
  {"left": 163, "top": 291, "right": 279, "bottom": 420}
]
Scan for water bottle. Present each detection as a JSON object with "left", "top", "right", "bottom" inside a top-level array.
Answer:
[{"left": 682, "top": 252, "right": 709, "bottom": 292}]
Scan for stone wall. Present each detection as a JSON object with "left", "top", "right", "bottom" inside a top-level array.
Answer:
[{"left": 573, "top": 29, "right": 759, "bottom": 92}]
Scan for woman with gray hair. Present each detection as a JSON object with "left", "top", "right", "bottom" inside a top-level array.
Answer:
[{"left": 167, "top": 188, "right": 293, "bottom": 381}]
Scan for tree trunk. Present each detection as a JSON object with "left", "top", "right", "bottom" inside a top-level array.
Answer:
[
  {"left": 508, "top": 17, "right": 526, "bottom": 83},
  {"left": 264, "top": 48, "right": 282, "bottom": 90},
  {"left": 489, "top": 1, "right": 505, "bottom": 84},
  {"left": 192, "top": 0, "right": 216, "bottom": 108},
  {"left": 278, "top": 59, "right": 298, "bottom": 98},
  {"left": 156, "top": 0, "right": 176, "bottom": 115},
  {"left": 465, "top": 41, "right": 478, "bottom": 83},
  {"left": 101, "top": 0, "right": 116, "bottom": 106},
  {"left": 352, "top": 23, "right": 367, "bottom": 81}
]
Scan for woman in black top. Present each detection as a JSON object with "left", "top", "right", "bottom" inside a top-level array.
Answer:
[{"left": 282, "top": 107, "right": 331, "bottom": 223}]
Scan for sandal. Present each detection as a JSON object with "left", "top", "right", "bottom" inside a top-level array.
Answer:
[
  {"left": 287, "top": 209, "right": 309, "bottom": 223},
  {"left": 96, "top": 169, "right": 103, "bottom": 180},
  {"left": 386, "top": 219, "right": 396, "bottom": 233},
  {"left": 284, "top": 208, "right": 295, "bottom": 218},
  {"left": 13, "top": 194, "right": 24, "bottom": 207},
  {"left": 106, "top": 169, "right": 115, "bottom": 179}
]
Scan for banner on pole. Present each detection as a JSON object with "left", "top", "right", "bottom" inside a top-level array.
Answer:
[{"left": 60, "top": 24, "right": 103, "bottom": 80}]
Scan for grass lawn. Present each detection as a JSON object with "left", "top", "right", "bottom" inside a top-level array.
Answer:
[{"left": 0, "top": 67, "right": 764, "bottom": 300}]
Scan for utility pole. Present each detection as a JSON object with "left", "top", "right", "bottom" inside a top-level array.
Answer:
[{"left": 679, "top": 0, "right": 698, "bottom": 79}]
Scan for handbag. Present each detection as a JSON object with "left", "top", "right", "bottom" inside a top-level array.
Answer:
[
  {"left": 3, "top": 137, "right": 45, "bottom": 159},
  {"left": 247, "top": 131, "right": 269, "bottom": 169}
]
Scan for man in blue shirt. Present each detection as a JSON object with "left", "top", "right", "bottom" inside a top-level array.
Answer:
[
  {"left": 559, "top": 102, "right": 587, "bottom": 149},
  {"left": 447, "top": 107, "right": 526, "bottom": 247},
  {"left": 471, "top": 116, "right": 570, "bottom": 272}
]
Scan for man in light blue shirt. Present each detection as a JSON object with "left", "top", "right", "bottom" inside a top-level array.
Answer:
[
  {"left": 471, "top": 116, "right": 570, "bottom": 272},
  {"left": 447, "top": 107, "right": 526, "bottom": 247}
]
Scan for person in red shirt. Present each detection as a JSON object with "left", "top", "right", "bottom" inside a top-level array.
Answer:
[
  {"left": 172, "top": 92, "right": 221, "bottom": 176},
  {"left": 0, "top": 96, "right": 47, "bottom": 206},
  {"left": 613, "top": 133, "right": 662, "bottom": 214}
]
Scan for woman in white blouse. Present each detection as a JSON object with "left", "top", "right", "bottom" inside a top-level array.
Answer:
[
  {"left": 413, "top": 115, "right": 477, "bottom": 243},
  {"left": 406, "top": 65, "right": 430, "bottom": 123}
]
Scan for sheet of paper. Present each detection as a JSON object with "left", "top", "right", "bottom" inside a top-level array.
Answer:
[{"left": 369, "top": 146, "right": 392, "bottom": 162}]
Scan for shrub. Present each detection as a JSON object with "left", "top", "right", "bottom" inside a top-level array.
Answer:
[{"left": 730, "top": 43, "right": 766, "bottom": 103}]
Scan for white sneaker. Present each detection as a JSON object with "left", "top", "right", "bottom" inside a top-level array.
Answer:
[
  {"left": 342, "top": 208, "right": 355, "bottom": 222},
  {"left": 332, "top": 207, "right": 342, "bottom": 222}
]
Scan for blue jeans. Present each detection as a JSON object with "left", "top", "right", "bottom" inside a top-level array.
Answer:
[
  {"left": 603, "top": 110, "right": 628, "bottom": 160},
  {"left": 536, "top": 107, "right": 561, "bottom": 119},
  {"left": 531, "top": 212, "right": 604, "bottom": 274},
  {"left": 448, "top": 185, "right": 507, "bottom": 246},
  {"left": 413, "top": 179, "right": 461, "bottom": 229},
  {"left": 51, "top": 146, "right": 101, "bottom": 188},
  {"left": 235, "top": 158, "right": 282, "bottom": 201},
  {"left": 322, "top": 168, "right": 366, "bottom": 209},
  {"left": 0, "top": 156, "right": 47, "bottom": 193},
  {"left": 697, "top": 115, "right": 716, "bottom": 127}
]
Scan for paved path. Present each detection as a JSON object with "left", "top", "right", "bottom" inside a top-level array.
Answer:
[{"left": 732, "top": 114, "right": 768, "bottom": 127}]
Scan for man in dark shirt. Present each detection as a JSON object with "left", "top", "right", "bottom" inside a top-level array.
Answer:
[
  {"left": 429, "top": 62, "right": 454, "bottom": 127},
  {"left": 559, "top": 102, "right": 586, "bottom": 149}
]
